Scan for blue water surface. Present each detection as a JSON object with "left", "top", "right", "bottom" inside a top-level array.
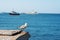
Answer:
[{"left": 0, "top": 13, "right": 60, "bottom": 40}]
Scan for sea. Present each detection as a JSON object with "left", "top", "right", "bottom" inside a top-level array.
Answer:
[{"left": 0, "top": 13, "right": 60, "bottom": 40}]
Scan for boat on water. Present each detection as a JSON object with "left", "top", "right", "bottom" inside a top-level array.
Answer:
[
  {"left": 9, "top": 11, "right": 20, "bottom": 15},
  {"left": 32, "top": 11, "right": 37, "bottom": 13},
  {"left": 27, "top": 11, "right": 38, "bottom": 14}
]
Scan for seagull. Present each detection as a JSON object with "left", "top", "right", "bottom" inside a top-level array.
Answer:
[{"left": 19, "top": 23, "right": 28, "bottom": 31}]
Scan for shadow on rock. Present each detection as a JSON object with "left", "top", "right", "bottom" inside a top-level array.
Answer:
[{"left": 16, "top": 32, "right": 31, "bottom": 40}]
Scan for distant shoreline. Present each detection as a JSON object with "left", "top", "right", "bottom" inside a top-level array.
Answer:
[{"left": 0, "top": 12, "right": 60, "bottom": 14}]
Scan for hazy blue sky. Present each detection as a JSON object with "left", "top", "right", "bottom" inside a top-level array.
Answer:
[{"left": 0, "top": 0, "right": 60, "bottom": 13}]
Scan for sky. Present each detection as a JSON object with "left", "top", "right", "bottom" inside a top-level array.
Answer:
[{"left": 0, "top": 0, "right": 60, "bottom": 13}]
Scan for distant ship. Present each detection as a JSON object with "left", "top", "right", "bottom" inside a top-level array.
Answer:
[
  {"left": 9, "top": 11, "right": 20, "bottom": 15},
  {"left": 32, "top": 11, "right": 37, "bottom": 13},
  {"left": 27, "top": 11, "right": 38, "bottom": 14}
]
